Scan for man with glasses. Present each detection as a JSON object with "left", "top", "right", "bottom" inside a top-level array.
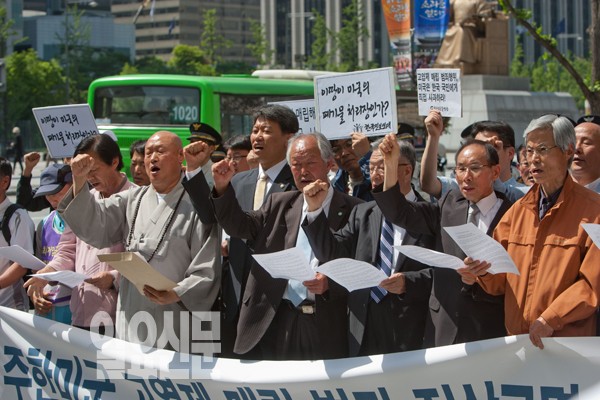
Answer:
[
  {"left": 302, "top": 138, "right": 435, "bottom": 355},
  {"left": 223, "top": 135, "right": 252, "bottom": 174},
  {"left": 459, "top": 114, "right": 600, "bottom": 349},
  {"left": 572, "top": 115, "right": 600, "bottom": 193},
  {"left": 374, "top": 134, "right": 512, "bottom": 347},
  {"left": 420, "top": 110, "right": 529, "bottom": 203},
  {"left": 330, "top": 132, "right": 373, "bottom": 201}
]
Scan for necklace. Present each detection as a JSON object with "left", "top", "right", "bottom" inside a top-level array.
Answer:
[{"left": 126, "top": 186, "right": 185, "bottom": 263}]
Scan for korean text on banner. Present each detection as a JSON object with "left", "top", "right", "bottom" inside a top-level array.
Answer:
[
  {"left": 32, "top": 104, "right": 99, "bottom": 159},
  {"left": 270, "top": 99, "right": 316, "bottom": 134},
  {"left": 382, "top": 0, "right": 413, "bottom": 90},
  {"left": 315, "top": 67, "right": 398, "bottom": 140},
  {"left": 417, "top": 68, "right": 462, "bottom": 117}
]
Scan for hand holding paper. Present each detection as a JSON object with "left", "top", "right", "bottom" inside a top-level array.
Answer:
[
  {"left": 32, "top": 271, "right": 88, "bottom": 289},
  {"left": 395, "top": 225, "right": 519, "bottom": 275},
  {"left": 443, "top": 224, "right": 519, "bottom": 274},
  {"left": 252, "top": 248, "right": 388, "bottom": 292}
]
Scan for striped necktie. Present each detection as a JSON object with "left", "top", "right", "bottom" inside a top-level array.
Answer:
[{"left": 371, "top": 218, "right": 394, "bottom": 303}]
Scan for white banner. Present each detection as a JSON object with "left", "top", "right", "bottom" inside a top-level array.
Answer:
[
  {"left": 2, "top": 306, "right": 600, "bottom": 399},
  {"left": 315, "top": 68, "right": 398, "bottom": 140}
]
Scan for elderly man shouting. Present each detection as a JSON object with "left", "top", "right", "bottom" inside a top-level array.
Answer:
[{"left": 58, "top": 131, "right": 220, "bottom": 350}]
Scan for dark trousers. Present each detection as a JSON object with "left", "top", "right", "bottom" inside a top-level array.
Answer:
[
  {"left": 359, "top": 295, "right": 424, "bottom": 356},
  {"left": 259, "top": 301, "right": 322, "bottom": 361}
]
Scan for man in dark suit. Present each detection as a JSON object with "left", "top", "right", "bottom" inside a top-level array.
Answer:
[
  {"left": 183, "top": 104, "right": 299, "bottom": 357},
  {"left": 374, "top": 133, "right": 512, "bottom": 347},
  {"left": 303, "top": 139, "right": 436, "bottom": 356},
  {"left": 211, "top": 132, "right": 363, "bottom": 360}
]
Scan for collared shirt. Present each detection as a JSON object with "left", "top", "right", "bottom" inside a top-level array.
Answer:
[
  {"left": 539, "top": 186, "right": 563, "bottom": 220},
  {"left": 258, "top": 159, "right": 287, "bottom": 194},
  {"left": 439, "top": 175, "right": 530, "bottom": 203},
  {"left": 391, "top": 189, "right": 416, "bottom": 265},
  {"left": 472, "top": 191, "right": 503, "bottom": 233},
  {"left": 289, "top": 185, "right": 335, "bottom": 302}
]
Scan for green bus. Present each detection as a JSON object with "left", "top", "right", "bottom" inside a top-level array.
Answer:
[{"left": 87, "top": 73, "right": 315, "bottom": 170}]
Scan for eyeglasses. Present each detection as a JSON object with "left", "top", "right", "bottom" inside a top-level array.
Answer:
[
  {"left": 454, "top": 164, "right": 490, "bottom": 176},
  {"left": 225, "top": 154, "right": 248, "bottom": 162},
  {"left": 369, "top": 163, "right": 410, "bottom": 174},
  {"left": 332, "top": 140, "right": 353, "bottom": 154},
  {"left": 525, "top": 145, "right": 558, "bottom": 157}
]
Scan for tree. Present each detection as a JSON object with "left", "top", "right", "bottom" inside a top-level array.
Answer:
[
  {"left": 306, "top": 10, "right": 334, "bottom": 70},
  {"left": 120, "top": 56, "right": 170, "bottom": 75},
  {"left": 55, "top": 4, "right": 92, "bottom": 103},
  {"left": 6, "top": 49, "right": 64, "bottom": 127},
  {"left": 500, "top": 0, "right": 600, "bottom": 114},
  {"left": 246, "top": 18, "right": 273, "bottom": 68},
  {"left": 199, "top": 8, "right": 233, "bottom": 68},
  {"left": 335, "top": 0, "right": 370, "bottom": 72},
  {"left": 168, "top": 44, "right": 216, "bottom": 76}
]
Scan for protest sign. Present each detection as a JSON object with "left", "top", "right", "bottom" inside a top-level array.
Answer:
[
  {"left": 416, "top": 68, "right": 462, "bottom": 117},
  {"left": 32, "top": 104, "right": 99, "bottom": 158},
  {"left": 270, "top": 99, "right": 316, "bottom": 133},
  {"left": 315, "top": 67, "right": 397, "bottom": 140}
]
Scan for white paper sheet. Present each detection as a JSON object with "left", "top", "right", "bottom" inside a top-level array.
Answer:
[
  {"left": 582, "top": 223, "right": 600, "bottom": 248},
  {"left": 0, "top": 245, "right": 46, "bottom": 270},
  {"left": 395, "top": 245, "right": 464, "bottom": 270},
  {"left": 32, "top": 271, "right": 88, "bottom": 288},
  {"left": 252, "top": 247, "right": 316, "bottom": 282},
  {"left": 443, "top": 224, "right": 520, "bottom": 275},
  {"left": 315, "top": 258, "right": 387, "bottom": 291}
]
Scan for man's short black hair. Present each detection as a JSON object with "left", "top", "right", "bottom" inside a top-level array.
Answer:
[
  {"left": 223, "top": 135, "right": 251, "bottom": 152},
  {"left": 129, "top": 140, "right": 147, "bottom": 158},
  {"left": 252, "top": 104, "right": 299, "bottom": 135}
]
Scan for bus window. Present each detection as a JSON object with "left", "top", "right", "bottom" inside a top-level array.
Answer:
[
  {"left": 94, "top": 86, "right": 200, "bottom": 126},
  {"left": 219, "top": 93, "right": 311, "bottom": 140}
]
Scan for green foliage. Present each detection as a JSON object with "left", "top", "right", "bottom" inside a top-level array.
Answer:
[
  {"left": 75, "top": 48, "right": 130, "bottom": 100},
  {"left": 306, "top": 10, "right": 333, "bottom": 70},
  {"left": 216, "top": 60, "right": 253, "bottom": 75},
  {"left": 509, "top": 36, "right": 528, "bottom": 77},
  {"left": 130, "top": 56, "right": 170, "bottom": 74},
  {"left": 6, "top": 49, "right": 65, "bottom": 127},
  {"left": 511, "top": 51, "right": 591, "bottom": 110},
  {"left": 200, "top": 9, "right": 233, "bottom": 67},
  {"left": 0, "top": 6, "right": 21, "bottom": 57},
  {"left": 335, "top": 0, "right": 369, "bottom": 72},
  {"left": 168, "top": 44, "right": 216, "bottom": 76},
  {"left": 246, "top": 18, "right": 273, "bottom": 67}
]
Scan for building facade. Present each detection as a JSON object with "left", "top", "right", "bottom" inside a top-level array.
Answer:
[
  {"left": 261, "top": 0, "right": 390, "bottom": 69},
  {"left": 111, "top": 0, "right": 260, "bottom": 62},
  {"left": 511, "top": 0, "right": 590, "bottom": 64}
]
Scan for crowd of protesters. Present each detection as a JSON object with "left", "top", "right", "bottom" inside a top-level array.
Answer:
[{"left": 0, "top": 104, "right": 599, "bottom": 361}]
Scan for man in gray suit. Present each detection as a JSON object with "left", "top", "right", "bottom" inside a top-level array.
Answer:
[
  {"left": 374, "top": 132, "right": 511, "bottom": 347},
  {"left": 211, "top": 132, "right": 363, "bottom": 360},
  {"left": 303, "top": 139, "right": 436, "bottom": 355}
]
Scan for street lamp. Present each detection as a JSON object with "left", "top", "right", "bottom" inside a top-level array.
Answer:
[{"left": 64, "top": 0, "right": 97, "bottom": 103}]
